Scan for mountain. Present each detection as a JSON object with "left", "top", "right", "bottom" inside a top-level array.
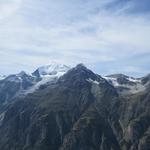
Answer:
[
  {"left": 104, "top": 74, "right": 146, "bottom": 95},
  {"left": 141, "top": 74, "right": 150, "bottom": 86},
  {"left": 0, "top": 63, "right": 71, "bottom": 105},
  {"left": 0, "top": 71, "right": 37, "bottom": 105},
  {"left": 0, "top": 64, "right": 150, "bottom": 150},
  {"left": 32, "top": 62, "right": 70, "bottom": 78},
  {"left": 28, "top": 62, "right": 71, "bottom": 94}
]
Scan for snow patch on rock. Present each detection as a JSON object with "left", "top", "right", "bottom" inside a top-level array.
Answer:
[
  {"left": 104, "top": 75, "right": 145, "bottom": 95},
  {"left": 86, "top": 78, "right": 99, "bottom": 85}
]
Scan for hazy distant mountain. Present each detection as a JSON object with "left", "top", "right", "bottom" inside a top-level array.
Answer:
[
  {"left": 32, "top": 62, "right": 70, "bottom": 78},
  {"left": 0, "top": 63, "right": 71, "bottom": 105},
  {"left": 104, "top": 74, "right": 146, "bottom": 95},
  {"left": 0, "top": 64, "right": 150, "bottom": 150}
]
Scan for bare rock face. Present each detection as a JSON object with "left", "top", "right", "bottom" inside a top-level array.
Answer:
[{"left": 0, "top": 64, "right": 150, "bottom": 150}]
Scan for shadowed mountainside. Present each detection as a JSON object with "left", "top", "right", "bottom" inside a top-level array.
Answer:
[{"left": 0, "top": 64, "right": 150, "bottom": 150}]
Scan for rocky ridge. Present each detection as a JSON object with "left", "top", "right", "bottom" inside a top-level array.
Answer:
[{"left": 0, "top": 64, "right": 150, "bottom": 150}]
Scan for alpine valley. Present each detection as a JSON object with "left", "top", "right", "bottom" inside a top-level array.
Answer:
[{"left": 0, "top": 63, "right": 150, "bottom": 150}]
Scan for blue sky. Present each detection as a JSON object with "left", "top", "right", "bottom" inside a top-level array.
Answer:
[{"left": 0, "top": 0, "right": 150, "bottom": 77}]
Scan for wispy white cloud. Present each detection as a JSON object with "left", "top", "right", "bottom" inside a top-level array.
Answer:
[
  {"left": 0, "top": 0, "right": 150, "bottom": 76},
  {"left": 0, "top": 0, "right": 23, "bottom": 20}
]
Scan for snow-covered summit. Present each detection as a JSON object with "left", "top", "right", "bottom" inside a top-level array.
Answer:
[
  {"left": 26, "top": 62, "right": 71, "bottom": 93},
  {"left": 104, "top": 74, "right": 141, "bottom": 86},
  {"left": 3, "top": 71, "right": 33, "bottom": 83},
  {"left": 32, "top": 62, "right": 71, "bottom": 78},
  {"left": 104, "top": 74, "right": 145, "bottom": 95}
]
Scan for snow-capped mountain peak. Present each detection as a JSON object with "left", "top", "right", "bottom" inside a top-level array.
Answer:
[
  {"left": 104, "top": 74, "right": 141, "bottom": 86},
  {"left": 26, "top": 62, "right": 71, "bottom": 94},
  {"left": 104, "top": 74, "right": 145, "bottom": 95},
  {"left": 32, "top": 62, "right": 70, "bottom": 77}
]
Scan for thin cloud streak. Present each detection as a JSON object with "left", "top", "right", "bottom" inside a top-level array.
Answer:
[{"left": 0, "top": 0, "right": 150, "bottom": 76}]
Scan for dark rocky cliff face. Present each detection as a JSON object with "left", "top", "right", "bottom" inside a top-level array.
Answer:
[
  {"left": 0, "top": 64, "right": 150, "bottom": 150},
  {"left": 0, "top": 72, "right": 38, "bottom": 105}
]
